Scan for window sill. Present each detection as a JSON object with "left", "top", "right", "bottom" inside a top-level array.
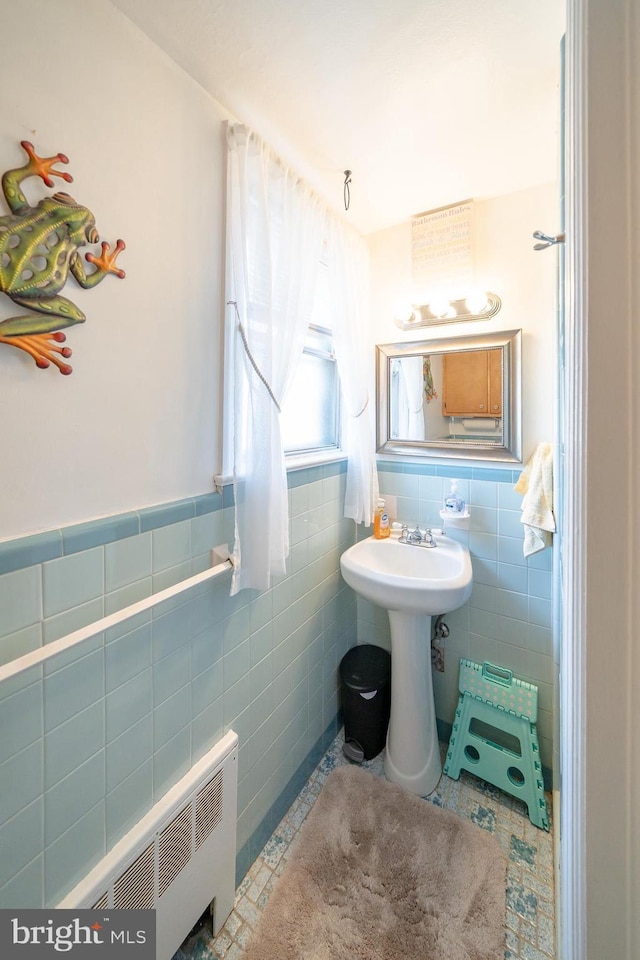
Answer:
[
  {"left": 214, "top": 451, "right": 347, "bottom": 489},
  {"left": 285, "top": 449, "right": 347, "bottom": 472}
]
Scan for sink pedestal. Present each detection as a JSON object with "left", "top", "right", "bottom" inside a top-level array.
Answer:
[
  {"left": 384, "top": 610, "right": 441, "bottom": 796},
  {"left": 339, "top": 534, "right": 473, "bottom": 798}
]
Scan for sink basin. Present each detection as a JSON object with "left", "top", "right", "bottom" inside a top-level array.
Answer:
[
  {"left": 340, "top": 535, "right": 472, "bottom": 614},
  {"left": 340, "top": 533, "right": 473, "bottom": 797}
]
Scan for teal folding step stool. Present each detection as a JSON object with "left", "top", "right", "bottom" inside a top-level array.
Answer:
[{"left": 444, "top": 659, "right": 549, "bottom": 831}]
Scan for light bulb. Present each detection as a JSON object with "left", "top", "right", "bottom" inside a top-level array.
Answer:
[
  {"left": 393, "top": 303, "right": 421, "bottom": 325},
  {"left": 428, "top": 297, "right": 452, "bottom": 319},
  {"left": 465, "top": 289, "right": 490, "bottom": 315}
]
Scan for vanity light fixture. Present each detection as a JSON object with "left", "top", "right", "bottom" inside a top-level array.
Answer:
[{"left": 393, "top": 291, "right": 502, "bottom": 330}]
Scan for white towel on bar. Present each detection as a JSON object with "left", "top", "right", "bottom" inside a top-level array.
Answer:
[{"left": 514, "top": 443, "right": 556, "bottom": 557}]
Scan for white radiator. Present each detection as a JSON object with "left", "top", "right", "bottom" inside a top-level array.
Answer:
[{"left": 59, "top": 730, "right": 238, "bottom": 960}]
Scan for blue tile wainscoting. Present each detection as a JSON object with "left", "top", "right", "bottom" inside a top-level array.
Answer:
[
  {"left": 365, "top": 460, "right": 554, "bottom": 784},
  {"left": 0, "top": 462, "right": 356, "bottom": 907},
  {"left": 0, "top": 456, "right": 555, "bottom": 908}
]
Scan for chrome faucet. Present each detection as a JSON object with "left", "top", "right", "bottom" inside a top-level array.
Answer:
[
  {"left": 409, "top": 524, "right": 423, "bottom": 544},
  {"left": 399, "top": 524, "right": 437, "bottom": 548}
]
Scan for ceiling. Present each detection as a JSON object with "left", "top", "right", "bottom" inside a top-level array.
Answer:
[{"left": 110, "top": 0, "right": 565, "bottom": 236}]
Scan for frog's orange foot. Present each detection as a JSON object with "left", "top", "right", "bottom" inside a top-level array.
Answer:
[
  {"left": 20, "top": 140, "right": 73, "bottom": 188},
  {"left": 0, "top": 330, "right": 73, "bottom": 374},
  {"left": 85, "top": 239, "right": 126, "bottom": 279}
]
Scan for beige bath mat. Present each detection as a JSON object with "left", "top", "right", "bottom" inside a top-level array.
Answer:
[{"left": 242, "top": 765, "right": 506, "bottom": 960}]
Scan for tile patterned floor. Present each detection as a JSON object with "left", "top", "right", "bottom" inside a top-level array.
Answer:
[{"left": 174, "top": 731, "right": 555, "bottom": 960}]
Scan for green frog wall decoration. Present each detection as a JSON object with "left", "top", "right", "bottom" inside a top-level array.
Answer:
[{"left": 0, "top": 140, "right": 125, "bottom": 374}]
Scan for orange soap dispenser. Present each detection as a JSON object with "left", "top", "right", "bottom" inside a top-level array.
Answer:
[{"left": 373, "top": 498, "right": 390, "bottom": 539}]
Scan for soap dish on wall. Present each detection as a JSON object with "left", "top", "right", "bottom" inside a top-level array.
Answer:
[{"left": 439, "top": 508, "right": 471, "bottom": 528}]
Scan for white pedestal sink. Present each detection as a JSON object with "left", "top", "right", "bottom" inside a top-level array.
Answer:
[{"left": 340, "top": 535, "right": 473, "bottom": 796}]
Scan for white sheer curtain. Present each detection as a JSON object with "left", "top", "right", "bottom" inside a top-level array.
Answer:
[
  {"left": 326, "top": 217, "right": 379, "bottom": 525},
  {"left": 226, "top": 124, "right": 325, "bottom": 593}
]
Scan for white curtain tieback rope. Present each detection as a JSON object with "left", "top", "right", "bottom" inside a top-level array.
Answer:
[
  {"left": 228, "top": 300, "right": 281, "bottom": 412},
  {"left": 354, "top": 395, "right": 369, "bottom": 418}
]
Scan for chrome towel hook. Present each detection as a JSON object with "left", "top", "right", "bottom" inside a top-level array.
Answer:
[{"left": 533, "top": 229, "right": 565, "bottom": 250}]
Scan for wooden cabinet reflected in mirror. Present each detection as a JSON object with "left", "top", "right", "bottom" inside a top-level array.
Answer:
[
  {"left": 442, "top": 348, "right": 502, "bottom": 418},
  {"left": 376, "top": 330, "right": 521, "bottom": 462}
]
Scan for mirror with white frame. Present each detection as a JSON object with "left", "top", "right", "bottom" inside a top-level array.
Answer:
[{"left": 376, "top": 329, "right": 522, "bottom": 462}]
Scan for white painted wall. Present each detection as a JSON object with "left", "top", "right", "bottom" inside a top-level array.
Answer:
[
  {"left": 367, "top": 184, "right": 559, "bottom": 460},
  {"left": 0, "top": 0, "right": 233, "bottom": 540},
  {"left": 0, "top": 3, "right": 559, "bottom": 542}
]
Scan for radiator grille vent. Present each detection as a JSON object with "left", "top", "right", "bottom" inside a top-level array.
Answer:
[
  {"left": 195, "top": 770, "right": 224, "bottom": 850},
  {"left": 114, "top": 843, "right": 155, "bottom": 909},
  {"left": 158, "top": 804, "right": 193, "bottom": 897},
  {"left": 58, "top": 730, "right": 238, "bottom": 960}
]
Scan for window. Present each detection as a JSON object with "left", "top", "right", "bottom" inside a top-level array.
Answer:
[
  {"left": 280, "top": 323, "right": 339, "bottom": 455},
  {"left": 280, "top": 261, "right": 342, "bottom": 458}
]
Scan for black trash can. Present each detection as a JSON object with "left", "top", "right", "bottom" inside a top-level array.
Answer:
[{"left": 339, "top": 644, "right": 391, "bottom": 762}]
